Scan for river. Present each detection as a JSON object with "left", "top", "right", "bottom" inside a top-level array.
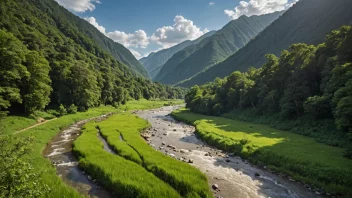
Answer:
[
  {"left": 43, "top": 106, "right": 323, "bottom": 198},
  {"left": 136, "top": 106, "right": 323, "bottom": 198}
]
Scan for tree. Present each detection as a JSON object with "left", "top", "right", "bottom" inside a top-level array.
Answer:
[
  {"left": 68, "top": 62, "right": 100, "bottom": 111},
  {"left": 23, "top": 51, "right": 52, "bottom": 114},
  {"left": 0, "top": 30, "right": 28, "bottom": 114}
]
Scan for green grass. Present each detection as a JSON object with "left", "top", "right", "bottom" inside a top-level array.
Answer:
[
  {"left": 98, "top": 123, "right": 143, "bottom": 164},
  {"left": 172, "top": 108, "right": 352, "bottom": 197},
  {"left": 1, "top": 99, "right": 184, "bottom": 197},
  {"left": 73, "top": 122, "right": 180, "bottom": 198},
  {"left": 3, "top": 100, "right": 183, "bottom": 198},
  {"left": 2, "top": 116, "right": 37, "bottom": 135},
  {"left": 97, "top": 113, "right": 212, "bottom": 198},
  {"left": 117, "top": 99, "right": 184, "bottom": 111},
  {"left": 16, "top": 106, "right": 120, "bottom": 198}
]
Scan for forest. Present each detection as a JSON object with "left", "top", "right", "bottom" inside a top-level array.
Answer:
[
  {"left": 0, "top": 0, "right": 185, "bottom": 117},
  {"left": 185, "top": 26, "right": 352, "bottom": 157}
]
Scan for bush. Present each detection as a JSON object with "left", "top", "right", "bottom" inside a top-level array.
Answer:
[
  {"left": 58, "top": 104, "right": 67, "bottom": 116},
  {"left": 0, "top": 134, "right": 49, "bottom": 197},
  {"left": 67, "top": 104, "right": 78, "bottom": 114}
]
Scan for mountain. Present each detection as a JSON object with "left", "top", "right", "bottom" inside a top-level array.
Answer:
[
  {"left": 23, "top": 0, "right": 149, "bottom": 78},
  {"left": 179, "top": 0, "right": 352, "bottom": 87},
  {"left": 154, "top": 11, "right": 283, "bottom": 85},
  {"left": 140, "top": 31, "right": 215, "bottom": 79},
  {"left": 0, "top": 0, "right": 185, "bottom": 114}
]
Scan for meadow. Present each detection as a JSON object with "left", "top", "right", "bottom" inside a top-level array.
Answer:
[
  {"left": 172, "top": 108, "right": 352, "bottom": 197},
  {"left": 97, "top": 113, "right": 212, "bottom": 198},
  {"left": 1, "top": 99, "right": 183, "bottom": 198},
  {"left": 73, "top": 122, "right": 181, "bottom": 198}
]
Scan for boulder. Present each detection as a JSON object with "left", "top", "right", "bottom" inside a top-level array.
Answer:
[
  {"left": 188, "top": 159, "right": 194, "bottom": 163},
  {"left": 254, "top": 172, "right": 260, "bottom": 177}
]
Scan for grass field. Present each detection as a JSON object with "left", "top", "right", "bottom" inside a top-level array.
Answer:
[
  {"left": 172, "top": 108, "right": 352, "bottom": 197},
  {"left": 98, "top": 113, "right": 212, "bottom": 198},
  {"left": 1, "top": 99, "right": 184, "bottom": 198},
  {"left": 117, "top": 99, "right": 184, "bottom": 111},
  {"left": 73, "top": 122, "right": 181, "bottom": 198}
]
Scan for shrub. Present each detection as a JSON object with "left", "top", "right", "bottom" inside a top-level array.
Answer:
[
  {"left": 67, "top": 104, "right": 78, "bottom": 114},
  {"left": 58, "top": 104, "right": 67, "bottom": 116}
]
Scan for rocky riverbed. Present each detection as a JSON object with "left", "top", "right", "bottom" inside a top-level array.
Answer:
[{"left": 136, "top": 106, "right": 324, "bottom": 198}]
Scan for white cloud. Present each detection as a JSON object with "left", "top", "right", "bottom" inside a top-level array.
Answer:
[
  {"left": 54, "top": 0, "right": 101, "bottom": 13},
  {"left": 150, "top": 15, "right": 209, "bottom": 48},
  {"left": 107, "top": 30, "right": 149, "bottom": 48},
  {"left": 84, "top": 17, "right": 106, "bottom": 33},
  {"left": 84, "top": 15, "right": 208, "bottom": 58},
  {"left": 224, "top": 0, "right": 298, "bottom": 20},
  {"left": 209, "top": 2, "right": 215, "bottom": 6},
  {"left": 129, "top": 49, "right": 142, "bottom": 59}
]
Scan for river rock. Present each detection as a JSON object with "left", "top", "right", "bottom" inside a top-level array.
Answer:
[
  {"left": 188, "top": 159, "right": 194, "bottom": 163},
  {"left": 179, "top": 149, "right": 187, "bottom": 153},
  {"left": 225, "top": 159, "right": 231, "bottom": 163},
  {"left": 162, "top": 142, "right": 166, "bottom": 145},
  {"left": 212, "top": 184, "right": 219, "bottom": 190},
  {"left": 87, "top": 175, "right": 92, "bottom": 181},
  {"left": 254, "top": 172, "right": 260, "bottom": 177}
]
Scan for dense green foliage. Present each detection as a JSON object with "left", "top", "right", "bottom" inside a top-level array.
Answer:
[
  {"left": 0, "top": 0, "right": 186, "bottom": 116},
  {"left": 155, "top": 12, "right": 283, "bottom": 85},
  {"left": 95, "top": 114, "right": 212, "bottom": 198},
  {"left": 73, "top": 122, "right": 181, "bottom": 198},
  {"left": 172, "top": 109, "right": 352, "bottom": 197},
  {"left": 184, "top": 26, "right": 352, "bottom": 155},
  {"left": 0, "top": 114, "right": 48, "bottom": 198},
  {"left": 180, "top": 0, "right": 352, "bottom": 87}
]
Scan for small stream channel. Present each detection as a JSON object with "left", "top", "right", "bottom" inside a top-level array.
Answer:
[
  {"left": 43, "top": 114, "right": 113, "bottom": 198},
  {"left": 136, "top": 106, "right": 324, "bottom": 198}
]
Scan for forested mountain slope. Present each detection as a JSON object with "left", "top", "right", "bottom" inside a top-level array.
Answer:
[
  {"left": 8, "top": 0, "right": 148, "bottom": 78},
  {"left": 0, "top": 0, "right": 185, "bottom": 115},
  {"left": 180, "top": 0, "right": 352, "bottom": 87},
  {"left": 184, "top": 26, "right": 352, "bottom": 192},
  {"left": 140, "top": 31, "right": 215, "bottom": 79},
  {"left": 155, "top": 11, "right": 283, "bottom": 85}
]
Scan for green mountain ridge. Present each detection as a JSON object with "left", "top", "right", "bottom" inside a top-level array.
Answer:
[
  {"left": 140, "top": 31, "right": 215, "bottom": 79},
  {"left": 154, "top": 11, "right": 283, "bottom": 85},
  {"left": 0, "top": 0, "right": 185, "bottom": 115},
  {"left": 33, "top": 0, "right": 149, "bottom": 78},
  {"left": 180, "top": 0, "right": 352, "bottom": 87}
]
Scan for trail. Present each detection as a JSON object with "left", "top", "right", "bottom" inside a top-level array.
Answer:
[
  {"left": 14, "top": 118, "right": 58, "bottom": 134},
  {"left": 136, "top": 106, "right": 325, "bottom": 198}
]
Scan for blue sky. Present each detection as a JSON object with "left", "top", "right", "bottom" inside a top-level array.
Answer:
[{"left": 54, "top": 0, "right": 297, "bottom": 59}]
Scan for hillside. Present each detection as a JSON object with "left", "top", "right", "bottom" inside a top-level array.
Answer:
[
  {"left": 140, "top": 31, "right": 215, "bottom": 79},
  {"left": 154, "top": 11, "right": 283, "bottom": 85},
  {"left": 179, "top": 0, "right": 352, "bottom": 87},
  {"left": 20, "top": 0, "right": 148, "bottom": 78},
  {"left": 0, "top": 0, "right": 185, "bottom": 115}
]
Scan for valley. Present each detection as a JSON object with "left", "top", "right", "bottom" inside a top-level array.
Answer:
[{"left": 1, "top": 0, "right": 352, "bottom": 197}]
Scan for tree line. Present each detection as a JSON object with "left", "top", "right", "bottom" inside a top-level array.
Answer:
[
  {"left": 0, "top": 0, "right": 186, "bottom": 117},
  {"left": 185, "top": 26, "right": 352, "bottom": 157}
]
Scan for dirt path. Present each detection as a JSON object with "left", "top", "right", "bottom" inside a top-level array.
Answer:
[
  {"left": 136, "top": 106, "right": 324, "bottom": 198},
  {"left": 14, "top": 118, "right": 58, "bottom": 134}
]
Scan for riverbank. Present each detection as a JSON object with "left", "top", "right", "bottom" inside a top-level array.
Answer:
[
  {"left": 171, "top": 108, "right": 352, "bottom": 197},
  {"left": 138, "top": 106, "right": 321, "bottom": 198},
  {"left": 2, "top": 100, "right": 183, "bottom": 198}
]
